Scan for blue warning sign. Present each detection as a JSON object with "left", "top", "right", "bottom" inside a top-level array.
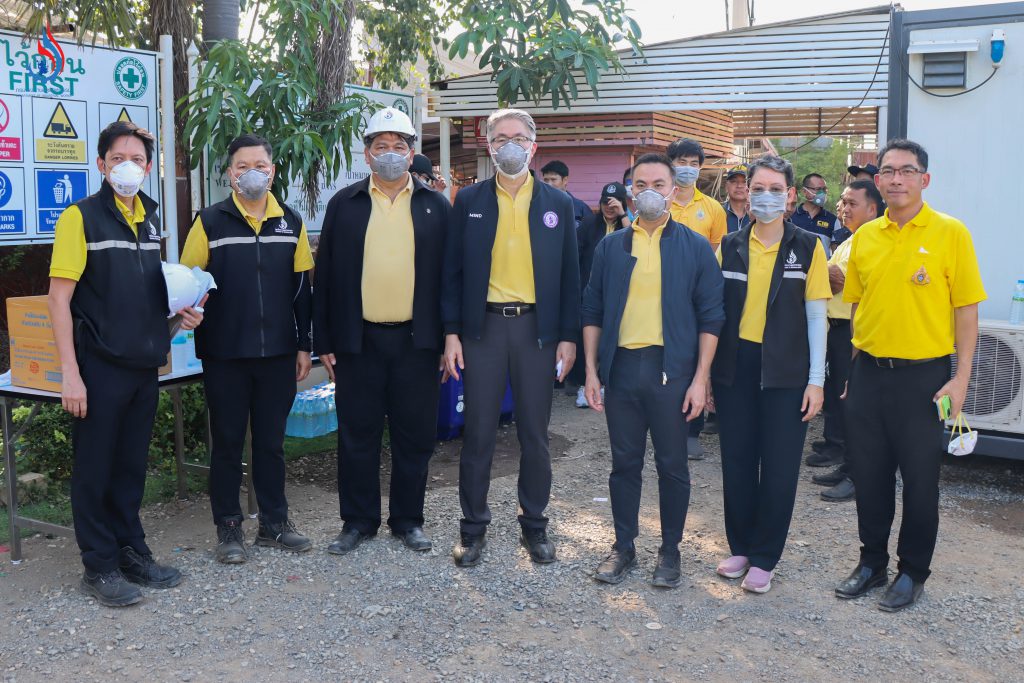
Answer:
[
  {"left": 0, "top": 168, "right": 25, "bottom": 234},
  {"left": 36, "top": 169, "right": 88, "bottom": 233}
]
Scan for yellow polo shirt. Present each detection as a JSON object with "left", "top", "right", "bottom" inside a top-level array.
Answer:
[
  {"left": 605, "top": 220, "right": 618, "bottom": 235},
  {"left": 844, "top": 202, "right": 986, "bottom": 359},
  {"left": 670, "top": 188, "right": 727, "bottom": 249},
  {"left": 716, "top": 232, "right": 831, "bottom": 343},
  {"left": 827, "top": 237, "right": 853, "bottom": 320},
  {"left": 618, "top": 221, "right": 666, "bottom": 349},
  {"left": 50, "top": 196, "right": 146, "bottom": 281},
  {"left": 488, "top": 173, "right": 536, "bottom": 304},
  {"left": 360, "top": 175, "right": 416, "bottom": 322},
  {"left": 180, "top": 192, "right": 314, "bottom": 272}
]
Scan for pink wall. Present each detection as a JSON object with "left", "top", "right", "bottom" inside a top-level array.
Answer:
[{"left": 531, "top": 147, "right": 633, "bottom": 210}]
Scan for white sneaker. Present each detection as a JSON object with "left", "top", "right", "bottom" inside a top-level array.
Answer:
[{"left": 575, "top": 386, "right": 588, "bottom": 408}]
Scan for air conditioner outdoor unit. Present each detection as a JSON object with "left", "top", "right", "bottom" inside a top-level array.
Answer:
[{"left": 950, "top": 320, "right": 1024, "bottom": 434}]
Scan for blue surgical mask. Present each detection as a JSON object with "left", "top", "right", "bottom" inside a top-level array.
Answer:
[
  {"left": 749, "top": 190, "right": 788, "bottom": 224},
  {"left": 674, "top": 165, "right": 700, "bottom": 187}
]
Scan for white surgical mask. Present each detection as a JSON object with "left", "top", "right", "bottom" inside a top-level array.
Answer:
[
  {"left": 674, "top": 165, "right": 700, "bottom": 187},
  {"left": 750, "top": 190, "right": 789, "bottom": 224},
  {"left": 234, "top": 168, "right": 272, "bottom": 201},
  {"left": 108, "top": 161, "right": 146, "bottom": 197}
]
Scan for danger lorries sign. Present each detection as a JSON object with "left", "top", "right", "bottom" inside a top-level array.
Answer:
[{"left": 34, "top": 99, "right": 86, "bottom": 162}]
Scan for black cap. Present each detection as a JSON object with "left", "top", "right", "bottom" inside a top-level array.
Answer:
[
  {"left": 600, "top": 182, "right": 628, "bottom": 205},
  {"left": 725, "top": 164, "right": 748, "bottom": 180},
  {"left": 411, "top": 154, "right": 437, "bottom": 181},
  {"left": 847, "top": 163, "right": 879, "bottom": 177}
]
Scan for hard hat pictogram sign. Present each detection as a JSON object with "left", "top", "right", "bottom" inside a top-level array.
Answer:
[{"left": 43, "top": 102, "right": 78, "bottom": 139}]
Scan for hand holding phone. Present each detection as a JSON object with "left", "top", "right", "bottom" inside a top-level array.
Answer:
[{"left": 935, "top": 394, "right": 952, "bottom": 421}]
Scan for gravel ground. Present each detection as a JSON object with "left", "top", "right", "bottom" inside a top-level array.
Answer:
[{"left": 2, "top": 392, "right": 1023, "bottom": 682}]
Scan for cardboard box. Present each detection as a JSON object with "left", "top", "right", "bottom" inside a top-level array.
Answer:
[
  {"left": 7, "top": 296, "right": 62, "bottom": 392},
  {"left": 7, "top": 295, "right": 54, "bottom": 340}
]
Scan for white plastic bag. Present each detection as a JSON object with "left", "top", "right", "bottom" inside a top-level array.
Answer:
[{"left": 947, "top": 414, "right": 977, "bottom": 456}]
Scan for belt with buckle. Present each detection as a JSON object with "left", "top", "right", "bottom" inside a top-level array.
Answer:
[
  {"left": 827, "top": 318, "right": 850, "bottom": 328},
  {"left": 863, "top": 352, "right": 942, "bottom": 369},
  {"left": 364, "top": 320, "right": 411, "bottom": 327},
  {"left": 485, "top": 303, "right": 535, "bottom": 317}
]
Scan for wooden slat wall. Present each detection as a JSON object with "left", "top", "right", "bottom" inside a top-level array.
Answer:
[
  {"left": 732, "top": 107, "right": 878, "bottom": 136},
  {"left": 432, "top": 10, "right": 890, "bottom": 117},
  {"left": 653, "top": 111, "right": 733, "bottom": 157}
]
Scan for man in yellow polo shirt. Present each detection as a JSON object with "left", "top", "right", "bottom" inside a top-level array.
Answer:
[
  {"left": 182, "top": 134, "right": 314, "bottom": 563},
  {"left": 835, "top": 139, "right": 985, "bottom": 612},
  {"left": 313, "top": 108, "right": 450, "bottom": 556},
  {"left": 581, "top": 153, "right": 723, "bottom": 587}
]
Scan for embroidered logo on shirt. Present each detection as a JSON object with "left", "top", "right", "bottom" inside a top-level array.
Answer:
[
  {"left": 543, "top": 211, "right": 558, "bottom": 228},
  {"left": 912, "top": 266, "right": 931, "bottom": 285},
  {"left": 469, "top": 213, "right": 483, "bottom": 219},
  {"left": 784, "top": 249, "right": 801, "bottom": 269},
  {"left": 273, "top": 219, "right": 291, "bottom": 234},
  {"left": 147, "top": 222, "right": 158, "bottom": 238},
  {"left": 918, "top": 246, "right": 929, "bottom": 254},
  {"left": 696, "top": 209, "right": 705, "bottom": 220}
]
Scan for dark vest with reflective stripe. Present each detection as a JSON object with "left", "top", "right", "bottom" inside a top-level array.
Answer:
[
  {"left": 195, "top": 195, "right": 304, "bottom": 360},
  {"left": 712, "top": 221, "right": 818, "bottom": 389},
  {"left": 70, "top": 182, "right": 169, "bottom": 369}
]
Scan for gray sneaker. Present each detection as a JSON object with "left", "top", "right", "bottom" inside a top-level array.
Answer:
[{"left": 81, "top": 569, "right": 143, "bottom": 607}]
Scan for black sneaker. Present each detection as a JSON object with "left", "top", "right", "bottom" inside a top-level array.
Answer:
[
  {"left": 651, "top": 549, "right": 683, "bottom": 588},
  {"left": 594, "top": 547, "right": 637, "bottom": 584},
  {"left": 215, "top": 520, "right": 248, "bottom": 564},
  {"left": 812, "top": 467, "right": 847, "bottom": 486},
  {"left": 118, "top": 548, "right": 182, "bottom": 589},
  {"left": 520, "top": 528, "right": 557, "bottom": 564},
  {"left": 80, "top": 569, "right": 143, "bottom": 607},
  {"left": 255, "top": 519, "right": 313, "bottom": 553},
  {"left": 805, "top": 449, "right": 843, "bottom": 467}
]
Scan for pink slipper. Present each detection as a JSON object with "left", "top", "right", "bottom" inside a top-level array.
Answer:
[
  {"left": 741, "top": 567, "right": 774, "bottom": 593},
  {"left": 716, "top": 555, "right": 750, "bottom": 579}
]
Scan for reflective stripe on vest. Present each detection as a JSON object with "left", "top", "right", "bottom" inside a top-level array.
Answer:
[{"left": 86, "top": 240, "right": 161, "bottom": 251}]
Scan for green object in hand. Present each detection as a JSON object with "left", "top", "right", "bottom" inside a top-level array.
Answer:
[{"left": 935, "top": 394, "right": 952, "bottom": 420}]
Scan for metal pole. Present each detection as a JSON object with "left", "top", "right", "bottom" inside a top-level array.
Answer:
[
  {"left": 172, "top": 388, "right": 187, "bottom": 499},
  {"left": 414, "top": 87, "right": 424, "bottom": 154},
  {"left": 2, "top": 400, "right": 23, "bottom": 563},
  {"left": 187, "top": 41, "right": 202, "bottom": 216},
  {"left": 159, "top": 35, "right": 180, "bottom": 263},
  {"left": 439, "top": 115, "right": 451, "bottom": 192}
]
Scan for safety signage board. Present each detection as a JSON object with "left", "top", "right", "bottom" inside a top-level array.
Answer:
[
  {"left": 0, "top": 28, "right": 161, "bottom": 244},
  {"left": 206, "top": 84, "right": 414, "bottom": 234}
]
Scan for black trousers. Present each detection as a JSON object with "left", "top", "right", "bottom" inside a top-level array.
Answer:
[
  {"left": 846, "top": 354, "right": 948, "bottom": 583},
  {"left": 604, "top": 347, "right": 691, "bottom": 552},
  {"left": 714, "top": 340, "right": 808, "bottom": 571},
  {"left": 334, "top": 323, "right": 439, "bottom": 534},
  {"left": 71, "top": 348, "right": 158, "bottom": 573},
  {"left": 203, "top": 354, "right": 295, "bottom": 526},
  {"left": 460, "top": 311, "right": 557, "bottom": 536},
  {"left": 823, "top": 319, "right": 853, "bottom": 469}
]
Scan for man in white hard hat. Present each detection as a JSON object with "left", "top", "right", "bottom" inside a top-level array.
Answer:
[
  {"left": 314, "top": 107, "right": 450, "bottom": 555},
  {"left": 181, "top": 133, "right": 315, "bottom": 564}
]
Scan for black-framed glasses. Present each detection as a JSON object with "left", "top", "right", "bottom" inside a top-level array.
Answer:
[
  {"left": 489, "top": 135, "right": 534, "bottom": 149},
  {"left": 878, "top": 166, "right": 923, "bottom": 179}
]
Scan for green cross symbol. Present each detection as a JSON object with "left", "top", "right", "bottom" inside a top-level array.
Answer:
[{"left": 121, "top": 67, "right": 141, "bottom": 90}]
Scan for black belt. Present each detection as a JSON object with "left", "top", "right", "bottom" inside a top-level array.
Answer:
[
  {"left": 485, "top": 303, "right": 535, "bottom": 317},
  {"left": 862, "top": 352, "right": 942, "bottom": 369},
  {"left": 827, "top": 318, "right": 850, "bottom": 328},
  {"left": 364, "top": 320, "right": 411, "bottom": 327}
]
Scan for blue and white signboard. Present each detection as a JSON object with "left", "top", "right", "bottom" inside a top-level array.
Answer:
[
  {"left": 0, "top": 167, "right": 25, "bottom": 234},
  {"left": 35, "top": 168, "right": 88, "bottom": 233}
]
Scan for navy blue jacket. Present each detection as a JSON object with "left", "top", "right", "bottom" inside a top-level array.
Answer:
[
  {"left": 581, "top": 219, "right": 725, "bottom": 386},
  {"left": 568, "top": 192, "right": 592, "bottom": 232},
  {"left": 442, "top": 174, "right": 581, "bottom": 345}
]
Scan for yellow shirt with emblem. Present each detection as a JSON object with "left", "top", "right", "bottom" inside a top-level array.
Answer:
[
  {"left": 488, "top": 173, "right": 536, "bottom": 304},
  {"left": 360, "top": 175, "right": 416, "bottom": 323},
  {"left": 826, "top": 236, "right": 853, "bottom": 320},
  {"left": 50, "top": 196, "right": 146, "bottom": 281},
  {"left": 716, "top": 231, "right": 831, "bottom": 343},
  {"left": 844, "top": 202, "right": 986, "bottom": 359},
  {"left": 670, "top": 188, "right": 727, "bottom": 249},
  {"left": 180, "top": 192, "right": 315, "bottom": 273},
  {"left": 618, "top": 220, "right": 666, "bottom": 349}
]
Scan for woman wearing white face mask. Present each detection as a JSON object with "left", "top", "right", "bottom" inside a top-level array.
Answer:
[{"left": 710, "top": 154, "right": 831, "bottom": 595}]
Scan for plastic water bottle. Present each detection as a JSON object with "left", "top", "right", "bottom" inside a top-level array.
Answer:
[
  {"left": 327, "top": 390, "right": 338, "bottom": 432},
  {"left": 1011, "top": 279, "right": 1024, "bottom": 325}
]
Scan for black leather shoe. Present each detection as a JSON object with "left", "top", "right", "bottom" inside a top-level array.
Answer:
[
  {"left": 119, "top": 547, "right": 182, "bottom": 589},
  {"left": 593, "top": 548, "right": 636, "bottom": 584},
  {"left": 453, "top": 533, "right": 486, "bottom": 567},
  {"left": 521, "top": 528, "right": 557, "bottom": 564},
  {"left": 812, "top": 467, "right": 847, "bottom": 486},
  {"left": 81, "top": 570, "right": 143, "bottom": 607},
  {"left": 701, "top": 413, "right": 719, "bottom": 435},
  {"left": 878, "top": 573, "right": 924, "bottom": 612},
  {"left": 393, "top": 526, "right": 432, "bottom": 552},
  {"left": 687, "top": 436, "right": 705, "bottom": 461},
  {"left": 805, "top": 449, "right": 843, "bottom": 467},
  {"left": 821, "top": 477, "right": 855, "bottom": 502},
  {"left": 256, "top": 519, "right": 313, "bottom": 553},
  {"left": 215, "top": 520, "right": 247, "bottom": 564},
  {"left": 327, "top": 528, "right": 374, "bottom": 555},
  {"left": 835, "top": 564, "right": 889, "bottom": 599},
  {"left": 651, "top": 550, "right": 682, "bottom": 588},
  {"left": 811, "top": 439, "right": 828, "bottom": 454}
]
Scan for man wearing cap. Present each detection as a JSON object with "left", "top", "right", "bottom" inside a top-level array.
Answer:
[
  {"left": 49, "top": 121, "right": 204, "bottom": 607},
  {"left": 848, "top": 163, "right": 879, "bottom": 182},
  {"left": 411, "top": 154, "right": 448, "bottom": 196},
  {"left": 181, "top": 133, "right": 315, "bottom": 564},
  {"left": 314, "top": 108, "right": 449, "bottom": 556},
  {"left": 723, "top": 165, "right": 751, "bottom": 234},
  {"left": 541, "top": 160, "right": 592, "bottom": 231},
  {"left": 791, "top": 173, "right": 838, "bottom": 252},
  {"left": 569, "top": 181, "right": 631, "bottom": 407},
  {"left": 442, "top": 108, "right": 580, "bottom": 567}
]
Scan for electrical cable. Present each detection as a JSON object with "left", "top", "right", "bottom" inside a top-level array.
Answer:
[{"left": 893, "top": 38, "right": 998, "bottom": 98}]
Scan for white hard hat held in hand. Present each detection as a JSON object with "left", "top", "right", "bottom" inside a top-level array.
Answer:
[
  {"left": 363, "top": 107, "right": 416, "bottom": 142},
  {"left": 162, "top": 262, "right": 217, "bottom": 318}
]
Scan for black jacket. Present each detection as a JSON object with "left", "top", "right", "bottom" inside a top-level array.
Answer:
[
  {"left": 194, "top": 195, "right": 312, "bottom": 360},
  {"left": 442, "top": 174, "right": 581, "bottom": 345},
  {"left": 313, "top": 176, "right": 449, "bottom": 355},
  {"left": 578, "top": 211, "right": 629, "bottom": 294},
  {"left": 70, "top": 182, "right": 169, "bottom": 369}
]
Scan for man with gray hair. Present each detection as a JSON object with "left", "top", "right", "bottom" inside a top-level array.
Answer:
[{"left": 442, "top": 108, "right": 581, "bottom": 568}]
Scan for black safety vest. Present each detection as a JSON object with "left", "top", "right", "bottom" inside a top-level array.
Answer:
[
  {"left": 712, "top": 221, "right": 818, "bottom": 389},
  {"left": 70, "top": 183, "right": 169, "bottom": 369},
  {"left": 194, "top": 196, "right": 306, "bottom": 360}
]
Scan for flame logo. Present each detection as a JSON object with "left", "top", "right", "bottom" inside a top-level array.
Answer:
[{"left": 36, "top": 23, "right": 66, "bottom": 82}]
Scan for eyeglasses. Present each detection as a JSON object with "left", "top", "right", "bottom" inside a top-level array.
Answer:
[
  {"left": 878, "top": 166, "right": 923, "bottom": 179},
  {"left": 489, "top": 135, "right": 534, "bottom": 149}
]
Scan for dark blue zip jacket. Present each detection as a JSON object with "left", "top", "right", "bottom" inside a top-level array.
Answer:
[{"left": 581, "top": 219, "right": 725, "bottom": 385}]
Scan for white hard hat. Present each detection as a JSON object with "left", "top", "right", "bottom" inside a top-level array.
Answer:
[
  {"left": 162, "top": 262, "right": 203, "bottom": 317},
  {"left": 364, "top": 107, "right": 416, "bottom": 142}
]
